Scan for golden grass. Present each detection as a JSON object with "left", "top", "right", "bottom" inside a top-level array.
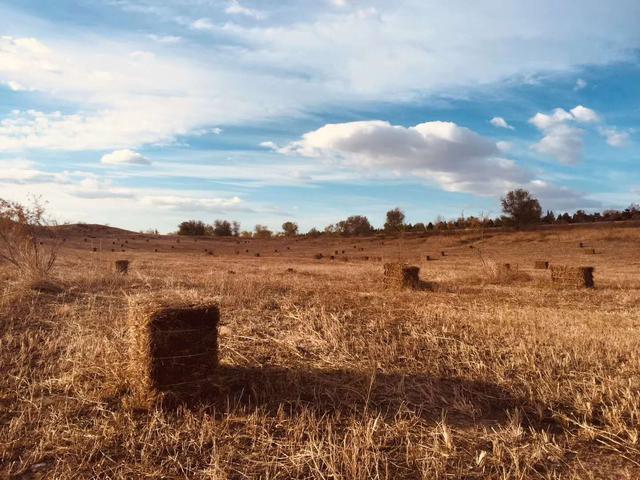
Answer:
[{"left": 1, "top": 225, "right": 640, "bottom": 478}]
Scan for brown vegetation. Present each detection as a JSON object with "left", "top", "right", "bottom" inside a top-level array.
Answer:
[{"left": 1, "top": 225, "right": 640, "bottom": 478}]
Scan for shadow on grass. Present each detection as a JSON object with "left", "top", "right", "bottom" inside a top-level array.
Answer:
[{"left": 154, "top": 365, "right": 543, "bottom": 429}]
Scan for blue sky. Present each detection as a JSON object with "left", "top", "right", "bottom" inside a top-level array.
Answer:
[{"left": 0, "top": 1, "right": 639, "bottom": 233}]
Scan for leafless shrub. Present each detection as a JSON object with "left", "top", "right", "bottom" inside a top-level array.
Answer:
[{"left": 0, "top": 197, "right": 59, "bottom": 281}]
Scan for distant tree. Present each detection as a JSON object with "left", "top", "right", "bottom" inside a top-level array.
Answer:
[
  {"left": 336, "top": 215, "right": 374, "bottom": 236},
  {"left": 413, "top": 222, "right": 426, "bottom": 233},
  {"left": 384, "top": 208, "right": 406, "bottom": 233},
  {"left": 239, "top": 230, "right": 252, "bottom": 238},
  {"left": 231, "top": 221, "right": 241, "bottom": 236},
  {"left": 542, "top": 210, "right": 555, "bottom": 224},
  {"left": 426, "top": 222, "right": 434, "bottom": 231},
  {"left": 178, "top": 220, "right": 206, "bottom": 236},
  {"left": 500, "top": 189, "right": 542, "bottom": 228},
  {"left": 282, "top": 221, "right": 299, "bottom": 237},
  {"left": 307, "top": 227, "right": 321, "bottom": 238},
  {"left": 212, "top": 219, "right": 233, "bottom": 236},
  {"left": 254, "top": 224, "right": 273, "bottom": 239}
]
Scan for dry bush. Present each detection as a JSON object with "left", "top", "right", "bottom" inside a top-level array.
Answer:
[{"left": 0, "top": 197, "right": 59, "bottom": 283}]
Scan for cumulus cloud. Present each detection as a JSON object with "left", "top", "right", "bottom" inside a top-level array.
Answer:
[
  {"left": 529, "top": 105, "right": 600, "bottom": 164},
  {"left": 490, "top": 117, "right": 514, "bottom": 130},
  {"left": 276, "top": 120, "right": 530, "bottom": 195},
  {"left": 569, "top": 105, "right": 600, "bottom": 123},
  {"left": 599, "top": 127, "right": 631, "bottom": 148},
  {"left": 100, "top": 149, "right": 151, "bottom": 165}
]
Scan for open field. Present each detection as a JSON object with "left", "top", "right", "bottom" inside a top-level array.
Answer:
[{"left": 2, "top": 225, "right": 640, "bottom": 479}]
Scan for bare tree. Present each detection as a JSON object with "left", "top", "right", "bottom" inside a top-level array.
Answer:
[{"left": 0, "top": 197, "right": 59, "bottom": 280}]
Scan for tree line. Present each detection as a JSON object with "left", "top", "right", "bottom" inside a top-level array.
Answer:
[{"left": 177, "top": 189, "right": 640, "bottom": 238}]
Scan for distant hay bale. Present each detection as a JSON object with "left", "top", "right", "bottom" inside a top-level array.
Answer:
[
  {"left": 313, "top": 253, "right": 323, "bottom": 260},
  {"left": 441, "top": 251, "right": 446, "bottom": 256},
  {"left": 550, "top": 265, "right": 594, "bottom": 288},
  {"left": 342, "top": 250, "right": 345, "bottom": 254},
  {"left": 84, "top": 238, "right": 88, "bottom": 242},
  {"left": 579, "top": 242, "right": 585, "bottom": 248},
  {"left": 255, "top": 253, "right": 260, "bottom": 257},
  {"left": 274, "top": 249, "right": 278, "bottom": 253},
  {"left": 245, "top": 249, "right": 249, "bottom": 253},
  {"left": 426, "top": 255, "right": 432, "bottom": 261},
  {"left": 383, "top": 263, "right": 420, "bottom": 290},
  {"left": 534, "top": 260, "right": 549, "bottom": 269},
  {"left": 92, "top": 247, "right": 97, "bottom": 252},
  {"left": 286, "top": 267, "right": 295, "bottom": 272},
  {"left": 128, "top": 296, "right": 219, "bottom": 407},
  {"left": 115, "top": 260, "right": 130, "bottom": 274},
  {"left": 334, "top": 250, "right": 339, "bottom": 254},
  {"left": 586, "top": 248, "right": 596, "bottom": 254},
  {"left": 330, "top": 255, "right": 335, "bottom": 260},
  {"left": 154, "top": 249, "right": 158, "bottom": 253},
  {"left": 359, "top": 247, "right": 364, "bottom": 251},
  {"left": 364, "top": 256, "right": 369, "bottom": 260}
]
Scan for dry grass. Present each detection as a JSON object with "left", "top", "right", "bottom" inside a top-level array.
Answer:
[{"left": 1, "top": 225, "right": 640, "bottom": 478}]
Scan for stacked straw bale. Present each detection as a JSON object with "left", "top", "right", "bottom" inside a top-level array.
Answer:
[
  {"left": 128, "top": 296, "right": 219, "bottom": 406},
  {"left": 115, "top": 260, "right": 129, "bottom": 274},
  {"left": 550, "top": 265, "right": 594, "bottom": 288},
  {"left": 383, "top": 263, "right": 420, "bottom": 290}
]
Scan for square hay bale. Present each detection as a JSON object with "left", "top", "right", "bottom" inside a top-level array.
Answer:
[
  {"left": 115, "top": 260, "right": 130, "bottom": 274},
  {"left": 383, "top": 263, "right": 420, "bottom": 290},
  {"left": 128, "top": 297, "right": 219, "bottom": 406},
  {"left": 534, "top": 260, "right": 549, "bottom": 269},
  {"left": 550, "top": 265, "right": 594, "bottom": 288}
]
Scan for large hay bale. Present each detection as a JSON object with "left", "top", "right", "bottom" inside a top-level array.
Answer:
[
  {"left": 128, "top": 297, "right": 219, "bottom": 406},
  {"left": 313, "top": 253, "right": 323, "bottom": 260},
  {"left": 115, "top": 260, "right": 130, "bottom": 274},
  {"left": 534, "top": 260, "right": 549, "bottom": 269},
  {"left": 383, "top": 263, "right": 420, "bottom": 290},
  {"left": 550, "top": 265, "right": 594, "bottom": 288}
]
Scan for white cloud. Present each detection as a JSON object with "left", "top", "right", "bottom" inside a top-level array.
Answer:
[
  {"left": 1, "top": 1, "right": 639, "bottom": 153},
  {"left": 225, "top": 1, "right": 265, "bottom": 19},
  {"left": 69, "top": 177, "right": 136, "bottom": 199},
  {"left": 140, "top": 194, "right": 243, "bottom": 211},
  {"left": 529, "top": 108, "right": 574, "bottom": 130},
  {"left": 531, "top": 123, "right": 585, "bottom": 165},
  {"left": 529, "top": 105, "right": 600, "bottom": 164},
  {"left": 147, "top": 34, "right": 182, "bottom": 44},
  {"left": 599, "top": 127, "right": 631, "bottom": 148},
  {"left": 5, "top": 80, "right": 26, "bottom": 91},
  {"left": 100, "top": 149, "right": 151, "bottom": 166},
  {"left": 570, "top": 105, "right": 600, "bottom": 123},
  {"left": 574, "top": 78, "right": 587, "bottom": 90},
  {"left": 191, "top": 18, "right": 216, "bottom": 31},
  {"left": 490, "top": 116, "right": 514, "bottom": 130},
  {"left": 276, "top": 120, "right": 530, "bottom": 195}
]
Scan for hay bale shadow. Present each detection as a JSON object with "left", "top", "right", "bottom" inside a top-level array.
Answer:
[{"left": 159, "top": 365, "right": 537, "bottom": 428}]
